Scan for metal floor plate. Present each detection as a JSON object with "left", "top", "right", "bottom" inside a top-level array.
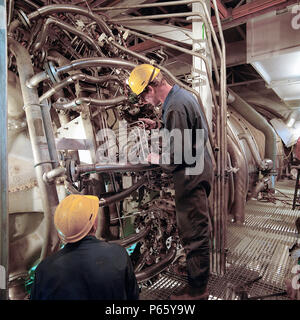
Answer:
[{"left": 140, "top": 179, "right": 300, "bottom": 300}]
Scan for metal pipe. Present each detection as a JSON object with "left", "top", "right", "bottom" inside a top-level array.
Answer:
[
  {"left": 9, "top": 4, "right": 114, "bottom": 37},
  {"left": 108, "top": 39, "right": 215, "bottom": 163},
  {"left": 77, "top": 163, "right": 158, "bottom": 175},
  {"left": 56, "top": 58, "right": 136, "bottom": 74},
  {"left": 27, "top": 58, "right": 136, "bottom": 89},
  {"left": 227, "top": 135, "right": 247, "bottom": 223},
  {"left": 7, "top": 0, "right": 14, "bottom": 27},
  {"left": 32, "top": 17, "right": 104, "bottom": 57},
  {"left": 99, "top": 176, "right": 148, "bottom": 207},
  {"left": 109, "top": 9, "right": 223, "bottom": 67},
  {"left": 39, "top": 74, "right": 122, "bottom": 102},
  {"left": 110, "top": 226, "right": 151, "bottom": 247},
  {"left": 135, "top": 244, "right": 177, "bottom": 282},
  {"left": 8, "top": 37, "right": 60, "bottom": 262},
  {"left": 40, "top": 100, "right": 60, "bottom": 169},
  {"left": 228, "top": 89, "right": 277, "bottom": 173},
  {"left": 0, "top": 0, "right": 8, "bottom": 299},
  {"left": 43, "top": 167, "right": 66, "bottom": 183},
  {"left": 93, "top": 0, "right": 201, "bottom": 11},
  {"left": 238, "top": 132, "right": 266, "bottom": 170},
  {"left": 26, "top": 71, "right": 49, "bottom": 88},
  {"left": 109, "top": 11, "right": 203, "bottom": 22},
  {"left": 53, "top": 96, "right": 127, "bottom": 110},
  {"left": 191, "top": 1, "right": 212, "bottom": 132},
  {"left": 39, "top": 74, "right": 86, "bottom": 102},
  {"left": 115, "top": 26, "right": 219, "bottom": 109},
  {"left": 212, "top": 0, "right": 227, "bottom": 275}
]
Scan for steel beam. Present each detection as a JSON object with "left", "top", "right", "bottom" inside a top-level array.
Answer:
[
  {"left": 211, "top": 0, "right": 230, "bottom": 18},
  {"left": 213, "top": 0, "right": 298, "bottom": 30}
]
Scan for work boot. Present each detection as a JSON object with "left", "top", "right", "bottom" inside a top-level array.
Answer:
[{"left": 170, "top": 285, "right": 209, "bottom": 300}]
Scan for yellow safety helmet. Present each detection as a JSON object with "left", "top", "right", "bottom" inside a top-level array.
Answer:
[
  {"left": 54, "top": 194, "right": 99, "bottom": 243},
  {"left": 128, "top": 64, "right": 160, "bottom": 95}
]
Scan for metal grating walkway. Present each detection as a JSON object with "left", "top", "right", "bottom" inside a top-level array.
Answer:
[{"left": 140, "top": 179, "right": 300, "bottom": 300}]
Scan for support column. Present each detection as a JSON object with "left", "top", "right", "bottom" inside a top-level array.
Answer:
[
  {"left": 191, "top": 0, "right": 213, "bottom": 130},
  {"left": 0, "top": 0, "right": 8, "bottom": 300}
]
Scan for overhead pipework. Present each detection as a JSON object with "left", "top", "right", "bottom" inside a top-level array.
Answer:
[{"left": 3, "top": 0, "right": 295, "bottom": 300}]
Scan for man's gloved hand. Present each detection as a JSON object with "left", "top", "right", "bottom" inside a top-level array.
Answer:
[{"left": 138, "top": 118, "right": 157, "bottom": 130}]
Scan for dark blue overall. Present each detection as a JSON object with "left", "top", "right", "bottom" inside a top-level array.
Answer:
[
  {"left": 30, "top": 236, "right": 139, "bottom": 300},
  {"left": 161, "top": 84, "right": 213, "bottom": 290}
]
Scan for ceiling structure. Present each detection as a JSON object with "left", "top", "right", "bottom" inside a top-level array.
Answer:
[
  {"left": 88, "top": 0, "right": 300, "bottom": 96},
  {"left": 12, "top": 0, "right": 300, "bottom": 103},
  {"left": 93, "top": 0, "right": 300, "bottom": 146}
]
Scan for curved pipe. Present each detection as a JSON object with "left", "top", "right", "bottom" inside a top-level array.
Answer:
[
  {"left": 39, "top": 74, "right": 86, "bottom": 102},
  {"left": 39, "top": 74, "right": 122, "bottom": 102},
  {"left": 56, "top": 58, "right": 136, "bottom": 74},
  {"left": 228, "top": 89, "right": 277, "bottom": 173},
  {"left": 27, "top": 58, "right": 136, "bottom": 88},
  {"left": 43, "top": 167, "right": 66, "bottom": 183},
  {"left": 227, "top": 135, "right": 248, "bottom": 223},
  {"left": 26, "top": 71, "right": 49, "bottom": 88},
  {"left": 99, "top": 176, "right": 148, "bottom": 207},
  {"left": 110, "top": 226, "right": 151, "bottom": 247},
  {"left": 114, "top": 26, "right": 219, "bottom": 109},
  {"left": 32, "top": 17, "right": 104, "bottom": 56},
  {"left": 135, "top": 244, "right": 177, "bottom": 283},
  {"left": 9, "top": 4, "right": 113, "bottom": 38},
  {"left": 53, "top": 96, "right": 127, "bottom": 110},
  {"left": 8, "top": 37, "right": 59, "bottom": 261},
  {"left": 244, "top": 96, "right": 287, "bottom": 119},
  {"left": 238, "top": 133, "right": 263, "bottom": 170}
]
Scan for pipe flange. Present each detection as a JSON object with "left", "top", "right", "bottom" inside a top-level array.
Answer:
[
  {"left": 17, "top": 10, "right": 31, "bottom": 30},
  {"left": 261, "top": 159, "right": 273, "bottom": 171},
  {"left": 66, "top": 159, "right": 79, "bottom": 183},
  {"left": 44, "top": 61, "right": 61, "bottom": 84}
]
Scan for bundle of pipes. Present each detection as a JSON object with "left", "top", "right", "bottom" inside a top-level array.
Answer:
[{"left": 2, "top": 0, "right": 238, "bottom": 299}]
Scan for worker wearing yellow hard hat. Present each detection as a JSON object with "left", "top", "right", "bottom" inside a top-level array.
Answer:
[
  {"left": 128, "top": 64, "right": 160, "bottom": 96},
  {"left": 54, "top": 194, "right": 99, "bottom": 243},
  {"left": 128, "top": 63, "right": 213, "bottom": 300},
  {"left": 30, "top": 194, "right": 139, "bottom": 300}
]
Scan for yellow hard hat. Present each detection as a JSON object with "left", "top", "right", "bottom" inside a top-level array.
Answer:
[
  {"left": 54, "top": 194, "right": 99, "bottom": 243},
  {"left": 128, "top": 64, "right": 160, "bottom": 95}
]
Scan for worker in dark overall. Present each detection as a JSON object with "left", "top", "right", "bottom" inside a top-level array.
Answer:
[
  {"left": 30, "top": 194, "right": 139, "bottom": 300},
  {"left": 128, "top": 64, "right": 213, "bottom": 300}
]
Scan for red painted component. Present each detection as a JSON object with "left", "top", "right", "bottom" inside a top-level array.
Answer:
[
  {"left": 211, "top": 0, "right": 230, "bottom": 19},
  {"left": 128, "top": 0, "right": 297, "bottom": 52},
  {"left": 232, "top": 0, "right": 286, "bottom": 20},
  {"left": 211, "top": 0, "right": 297, "bottom": 28}
]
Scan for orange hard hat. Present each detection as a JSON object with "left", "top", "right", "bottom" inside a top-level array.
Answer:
[
  {"left": 54, "top": 194, "right": 99, "bottom": 243},
  {"left": 128, "top": 64, "right": 160, "bottom": 95}
]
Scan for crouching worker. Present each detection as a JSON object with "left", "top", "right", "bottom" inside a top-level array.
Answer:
[{"left": 30, "top": 194, "right": 139, "bottom": 300}]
